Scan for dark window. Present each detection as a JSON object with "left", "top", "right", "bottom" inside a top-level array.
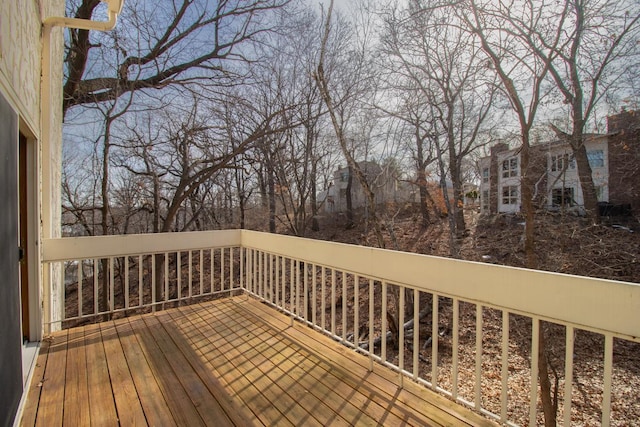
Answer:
[
  {"left": 552, "top": 187, "right": 574, "bottom": 206},
  {"left": 502, "top": 157, "right": 518, "bottom": 178},
  {"left": 502, "top": 186, "right": 518, "bottom": 205}
]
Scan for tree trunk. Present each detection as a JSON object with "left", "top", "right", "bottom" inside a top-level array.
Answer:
[
  {"left": 450, "top": 170, "right": 466, "bottom": 237},
  {"left": 572, "top": 143, "right": 600, "bottom": 222},
  {"left": 416, "top": 130, "right": 431, "bottom": 227},
  {"left": 520, "top": 137, "right": 536, "bottom": 270},
  {"left": 100, "top": 117, "right": 112, "bottom": 312},
  {"left": 435, "top": 136, "right": 459, "bottom": 258},
  {"left": 447, "top": 136, "right": 466, "bottom": 238},
  {"left": 268, "top": 166, "right": 276, "bottom": 233},
  {"left": 310, "top": 162, "right": 320, "bottom": 232},
  {"left": 345, "top": 165, "right": 355, "bottom": 229}
]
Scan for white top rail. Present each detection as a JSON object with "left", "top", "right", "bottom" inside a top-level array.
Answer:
[
  {"left": 42, "top": 229, "right": 640, "bottom": 340},
  {"left": 42, "top": 229, "right": 241, "bottom": 262},
  {"left": 240, "top": 230, "right": 640, "bottom": 340}
]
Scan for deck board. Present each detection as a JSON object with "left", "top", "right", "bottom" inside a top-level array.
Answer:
[
  {"left": 20, "top": 296, "right": 497, "bottom": 427},
  {"left": 184, "top": 304, "right": 357, "bottom": 426},
  {"left": 173, "top": 304, "right": 291, "bottom": 427},
  {"left": 35, "top": 329, "right": 67, "bottom": 427},
  {"left": 129, "top": 316, "right": 207, "bottom": 427},
  {"left": 63, "top": 327, "right": 90, "bottom": 427},
  {"left": 100, "top": 321, "right": 149, "bottom": 425},
  {"left": 113, "top": 319, "right": 177, "bottom": 427},
  {"left": 84, "top": 323, "right": 118, "bottom": 427}
]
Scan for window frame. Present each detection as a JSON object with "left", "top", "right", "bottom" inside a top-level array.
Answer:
[
  {"left": 550, "top": 153, "right": 576, "bottom": 172},
  {"left": 587, "top": 149, "right": 604, "bottom": 168},
  {"left": 501, "top": 185, "right": 518, "bottom": 205},
  {"left": 551, "top": 187, "right": 574, "bottom": 207},
  {"left": 502, "top": 157, "right": 518, "bottom": 178}
]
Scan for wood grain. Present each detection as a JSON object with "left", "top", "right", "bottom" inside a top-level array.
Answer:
[{"left": 20, "top": 296, "right": 497, "bottom": 427}]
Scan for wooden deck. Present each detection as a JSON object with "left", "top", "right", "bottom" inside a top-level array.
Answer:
[{"left": 20, "top": 296, "right": 496, "bottom": 426}]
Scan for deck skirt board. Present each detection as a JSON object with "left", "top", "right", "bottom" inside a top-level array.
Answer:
[{"left": 20, "top": 296, "right": 496, "bottom": 427}]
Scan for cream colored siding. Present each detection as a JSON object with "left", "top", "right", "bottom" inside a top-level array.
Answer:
[
  {"left": 1, "top": 0, "right": 41, "bottom": 132},
  {"left": 0, "top": 0, "right": 66, "bottom": 334}
]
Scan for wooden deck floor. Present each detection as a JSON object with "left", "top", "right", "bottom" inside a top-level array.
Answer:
[{"left": 20, "top": 296, "right": 496, "bottom": 426}]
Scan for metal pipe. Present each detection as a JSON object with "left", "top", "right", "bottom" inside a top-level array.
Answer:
[{"left": 40, "top": 0, "right": 123, "bottom": 334}]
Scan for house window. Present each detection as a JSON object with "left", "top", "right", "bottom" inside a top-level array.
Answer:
[
  {"left": 587, "top": 150, "right": 604, "bottom": 168},
  {"left": 340, "top": 171, "right": 349, "bottom": 182},
  {"left": 482, "top": 167, "right": 489, "bottom": 183},
  {"left": 550, "top": 154, "right": 576, "bottom": 172},
  {"left": 552, "top": 187, "right": 574, "bottom": 206},
  {"left": 502, "top": 157, "right": 518, "bottom": 178},
  {"left": 482, "top": 190, "right": 489, "bottom": 211},
  {"left": 502, "top": 186, "right": 518, "bottom": 205}
]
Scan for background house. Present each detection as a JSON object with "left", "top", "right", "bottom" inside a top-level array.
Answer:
[
  {"left": 607, "top": 110, "right": 640, "bottom": 209},
  {"left": 479, "top": 110, "right": 639, "bottom": 215},
  {"left": 323, "top": 161, "right": 403, "bottom": 213}
]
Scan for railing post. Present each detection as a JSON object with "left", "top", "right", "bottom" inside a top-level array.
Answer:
[
  {"left": 602, "top": 334, "right": 614, "bottom": 427},
  {"left": 530, "top": 318, "right": 540, "bottom": 427},
  {"left": 501, "top": 310, "right": 509, "bottom": 422},
  {"left": 368, "top": 279, "right": 374, "bottom": 372},
  {"left": 381, "top": 281, "right": 387, "bottom": 364},
  {"left": 399, "top": 285, "right": 405, "bottom": 388},
  {"left": 474, "top": 304, "right": 483, "bottom": 410}
]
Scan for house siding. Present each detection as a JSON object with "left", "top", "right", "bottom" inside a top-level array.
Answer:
[{"left": 0, "top": 0, "right": 65, "bottom": 425}]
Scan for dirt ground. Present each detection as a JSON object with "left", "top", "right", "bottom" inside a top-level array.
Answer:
[{"left": 307, "top": 205, "right": 639, "bottom": 283}]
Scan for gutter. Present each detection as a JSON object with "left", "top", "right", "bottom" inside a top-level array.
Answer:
[{"left": 40, "top": 0, "right": 124, "bottom": 335}]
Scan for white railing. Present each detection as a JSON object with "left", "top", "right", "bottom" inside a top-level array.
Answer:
[
  {"left": 42, "top": 230, "right": 242, "bottom": 326},
  {"left": 42, "top": 230, "right": 640, "bottom": 427},
  {"left": 240, "top": 231, "right": 640, "bottom": 427}
]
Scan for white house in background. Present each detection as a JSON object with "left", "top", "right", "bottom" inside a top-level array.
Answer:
[
  {"left": 323, "top": 161, "right": 403, "bottom": 213},
  {"left": 478, "top": 137, "right": 608, "bottom": 215},
  {"left": 545, "top": 135, "right": 609, "bottom": 208},
  {"left": 478, "top": 145, "right": 526, "bottom": 214},
  {"left": 479, "top": 110, "right": 640, "bottom": 215}
]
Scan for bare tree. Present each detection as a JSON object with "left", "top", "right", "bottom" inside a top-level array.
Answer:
[
  {"left": 63, "top": 0, "right": 291, "bottom": 113},
  {"left": 117, "top": 97, "right": 292, "bottom": 234},
  {"left": 530, "top": 0, "right": 640, "bottom": 221},
  {"left": 316, "top": 0, "right": 386, "bottom": 247},
  {"left": 381, "top": 1, "right": 497, "bottom": 256},
  {"left": 460, "top": 1, "right": 566, "bottom": 424},
  {"left": 375, "top": 92, "right": 438, "bottom": 228}
]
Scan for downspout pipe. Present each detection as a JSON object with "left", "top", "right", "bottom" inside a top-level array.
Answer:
[
  {"left": 43, "top": 7, "right": 119, "bottom": 32},
  {"left": 40, "top": 1, "right": 123, "bottom": 334}
]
